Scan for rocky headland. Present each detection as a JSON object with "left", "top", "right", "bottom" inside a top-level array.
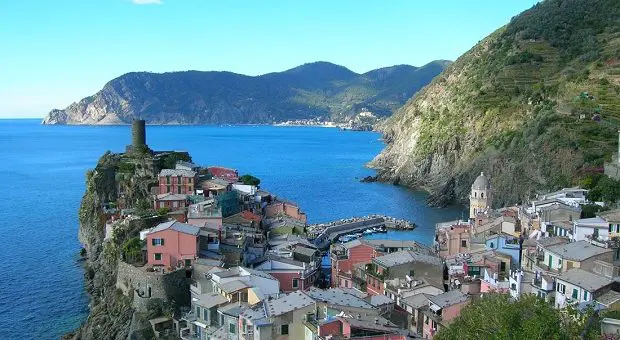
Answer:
[
  {"left": 370, "top": 0, "right": 620, "bottom": 208},
  {"left": 42, "top": 61, "right": 450, "bottom": 126}
]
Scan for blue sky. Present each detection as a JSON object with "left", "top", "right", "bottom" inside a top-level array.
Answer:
[{"left": 0, "top": 0, "right": 538, "bottom": 118}]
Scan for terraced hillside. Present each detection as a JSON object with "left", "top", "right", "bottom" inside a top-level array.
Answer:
[{"left": 372, "top": 0, "right": 620, "bottom": 207}]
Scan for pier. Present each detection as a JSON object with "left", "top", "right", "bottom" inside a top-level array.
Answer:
[{"left": 310, "top": 215, "right": 414, "bottom": 250}]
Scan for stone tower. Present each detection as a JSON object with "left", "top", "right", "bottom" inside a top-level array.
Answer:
[
  {"left": 132, "top": 119, "right": 146, "bottom": 149},
  {"left": 469, "top": 172, "right": 491, "bottom": 219}
]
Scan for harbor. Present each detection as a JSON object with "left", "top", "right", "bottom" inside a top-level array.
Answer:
[{"left": 308, "top": 215, "right": 415, "bottom": 250}]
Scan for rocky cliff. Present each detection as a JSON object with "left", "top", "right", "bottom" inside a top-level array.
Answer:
[
  {"left": 371, "top": 0, "right": 620, "bottom": 207},
  {"left": 67, "top": 152, "right": 171, "bottom": 339},
  {"left": 43, "top": 61, "right": 450, "bottom": 125}
]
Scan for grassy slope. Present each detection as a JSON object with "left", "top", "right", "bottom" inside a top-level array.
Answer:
[{"left": 379, "top": 0, "right": 620, "bottom": 206}]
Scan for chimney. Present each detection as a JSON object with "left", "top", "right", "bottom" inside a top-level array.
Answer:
[{"left": 375, "top": 317, "right": 379, "bottom": 325}]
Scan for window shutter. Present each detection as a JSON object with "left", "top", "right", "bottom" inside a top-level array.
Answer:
[
  {"left": 152, "top": 239, "right": 156, "bottom": 246},
  {"left": 161, "top": 239, "right": 165, "bottom": 246}
]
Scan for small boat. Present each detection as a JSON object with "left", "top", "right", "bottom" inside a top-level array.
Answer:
[{"left": 363, "top": 229, "right": 374, "bottom": 235}]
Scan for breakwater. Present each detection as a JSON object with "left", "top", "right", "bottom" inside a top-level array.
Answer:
[{"left": 309, "top": 215, "right": 415, "bottom": 250}]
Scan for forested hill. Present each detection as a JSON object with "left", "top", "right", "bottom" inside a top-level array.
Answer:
[
  {"left": 371, "top": 0, "right": 620, "bottom": 207},
  {"left": 42, "top": 60, "right": 450, "bottom": 125}
]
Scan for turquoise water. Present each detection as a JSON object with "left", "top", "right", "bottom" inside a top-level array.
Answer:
[{"left": 0, "top": 119, "right": 464, "bottom": 339}]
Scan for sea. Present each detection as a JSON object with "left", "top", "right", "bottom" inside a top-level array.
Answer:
[{"left": 0, "top": 119, "right": 465, "bottom": 340}]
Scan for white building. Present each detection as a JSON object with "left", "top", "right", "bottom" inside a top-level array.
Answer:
[
  {"left": 554, "top": 268, "right": 612, "bottom": 309},
  {"left": 572, "top": 217, "right": 609, "bottom": 242}
]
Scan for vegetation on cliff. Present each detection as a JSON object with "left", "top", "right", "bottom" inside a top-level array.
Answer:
[
  {"left": 42, "top": 61, "right": 450, "bottom": 125},
  {"left": 70, "top": 152, "right": 168, "bottom": 339},
  {"left": 372, "top": 0, "right": 620, "bottom": 207}
]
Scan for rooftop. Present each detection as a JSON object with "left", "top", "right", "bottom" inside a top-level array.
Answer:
[
  {"left": 599, "top": 209, "right": 620, "bottom": 223},
  {"left": 575, "top": 216, "right": 608, "bottom": 227},
  {"left": 338, "top": 316, "right": 399, "bottom": 333},
  {"left": 373, "top": 250, "right": 442, "bottom": 268},
  {"left": 369, "top": 294, "right": 394, "bottom": 307},
  {"left": 557, "top": 268, "right": 613, "bottom": 292},
  {"left": 265, "top": 291, "right": 314, "bottom": 316},
  {"left": 194, "top": 293, "right": 229, "bottom": 309},
  {"left": 536, "top": 236, "right": 570, "bottom": 248},
  {"left": 306, "top": 287, "right": 373, "bottom": 309},
  {"left": 159, "top": 169, "right": 197, "bottom": 177},
  {"left": 294, "top": 246, "right": 319, "bottom": 258},
  {"left": 428, "top": 290, "right": 469, "bottom": 308},
  {"left": 364, "top": 239, "right": 433, "bottom": 254},
  {"left": 551, "top": 221, "right": 574, "bottom": 231},
  {"left": 401, "top": 293, "right": 432, "bottom": 309},
  {"left": 148, "top": 221, "right": 200, "bottom": 236},
  {"left": 221, "top": 280, "right": 249, "bottom": 294},
  {"left": 176, "top": 160, "right": 199, "bottom": 169},
  {"left": 596, "top": 290, "right": 620, "bottom": 307},
  {"left": 342, "top": 239, "right": 365, "bottom": 249},
  {"left": 155, "top": 193, "right": 188, "bottom": 201},
  {"left": 546, "top": 240, "right": 612, "bottom": 261}
]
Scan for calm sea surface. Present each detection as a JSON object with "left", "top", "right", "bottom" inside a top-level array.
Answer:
[{"left": 0, "top": 119, "right": 464, "bottom": 339}]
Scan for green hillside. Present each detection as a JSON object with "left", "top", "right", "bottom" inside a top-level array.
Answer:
[{"left": 372, "top": 0, "right": 620, "bottom": 207}]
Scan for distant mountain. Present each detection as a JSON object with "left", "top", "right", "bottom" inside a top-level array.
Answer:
[
  {"left": 42, "top": 61, "right": 450, "bottom": 125},
  {"left": 371, "top": 0, "right": 620, "bottom": 207}
]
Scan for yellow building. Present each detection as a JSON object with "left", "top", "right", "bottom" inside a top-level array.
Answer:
[{"left": 469, "top": 172, "right": 491, "bottom": 219}]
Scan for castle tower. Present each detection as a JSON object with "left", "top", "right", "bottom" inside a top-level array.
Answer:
[
  {"left": 469, "top": 172, "right": 491, "bottom": 219},
  {"left": 132, "top": 119, "right": 146, "bottom": 149}
]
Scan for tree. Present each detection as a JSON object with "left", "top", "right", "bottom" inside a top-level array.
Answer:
[
  {"left": 239, "top": 174, "right": 261, "bottom": 186},
  {"left": 434, "top": 294, "right": 580, "bottom": 340}
]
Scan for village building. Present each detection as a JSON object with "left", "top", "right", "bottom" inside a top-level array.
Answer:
[
  {"left": 384, "top": 276, "right": 444, "bottom": 307},
  {"left": 187, "top": 199, "right": 223, "bottom": 230},
  {"left": 600, "top": 209, "right": 620, "bottom": 239},
  {"left": 253, "top": 255, "right": 319, "bottom": 292},
  {"left": 555, "top": 268, "right": 613, "bottom": 309},
  {"left": 484, "top": 232, "right": 522, "bottom": 266},
  {"left": 159, "top": 169, "right": 197, "bottom": 195},
  {"left": 330, "top": 239, "right": 378, "bottom": 288},
  {"left": 311, "top": 315, "right": 406, "bottom": 340},
  {"left": 240, "top": 291, "right": 316, "bottom": 340},
  {"left": 306, "top": 287, "right": 381, "bottom": 319},
  {"left": 145, "top": 221, "right": 200, "bottom": 268},
  {"left": 365, "top": 250, "right": 444, "bottom": 296},
  {"left": 200, "top": 178, "right": 231, "bottom": 198},
  {"left": 421, "top": 290, "right": 470, "bottom": 339},
  {"left": 572, "top": 216, "right": 609, "bottom": 242},
  {"left": 265, "top": 200, "right": 307, "bottom": 224},
  {"left": 435, "top": 221, "right": 472, "bottom": 258},
  {"left": 540, "top": 240, "right": 613, "bottom": 273},
  {"left": 176, "top": 160, "right": 200, "bottom": 172}
]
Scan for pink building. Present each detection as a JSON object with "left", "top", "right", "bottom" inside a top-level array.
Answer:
[
  {"left": 436, "top": 222, "right": 471, "bottom": 258},
  {"left": 146, "top": 221, "right": 200, "bottom": 268},
  {"left": 265, "top": 201, "right": 307, "bottom": 224},
  {"left": 158, "top": 169, "right": 197, "bottom": 195},
  {"left": 253, "top": 256, "right": 318, "bottom": 292},
  {"left": 422, "top": 290, "right": 470, "bottom": 338},
  {"left": 318, "top": 316, "right": 406, "bottom": 340},
  {"left": 330, "top": 240, "right": 378, "bottom": 288}
]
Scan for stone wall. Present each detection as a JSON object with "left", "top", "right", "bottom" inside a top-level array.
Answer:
[{"left": 116, "top": 261, "right": 191, "bottom": 311}]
